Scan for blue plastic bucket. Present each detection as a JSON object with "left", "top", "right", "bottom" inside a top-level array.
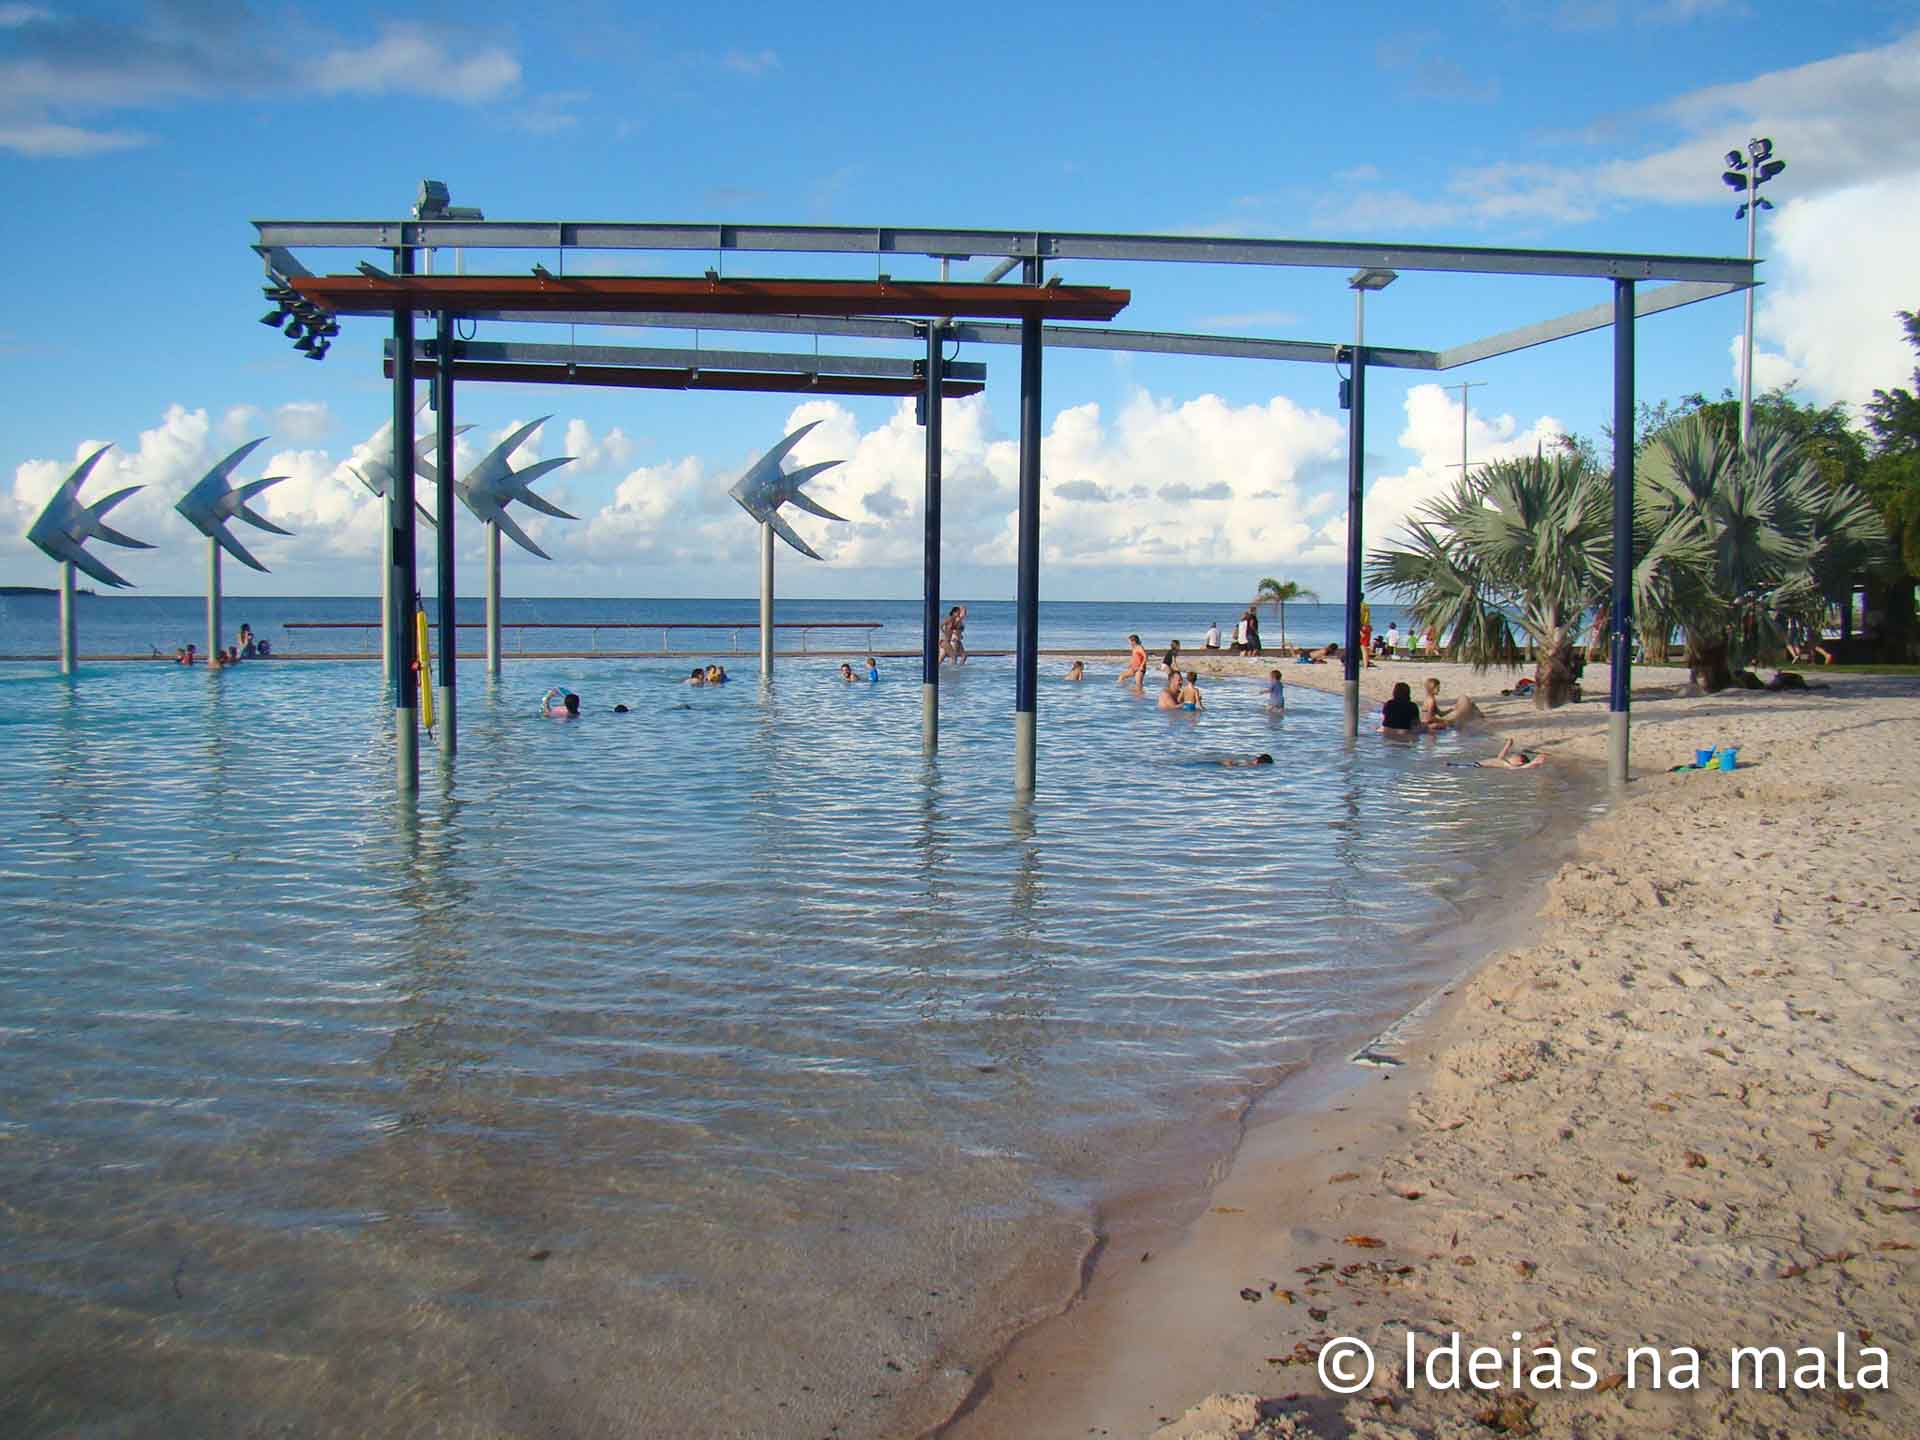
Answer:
[
  {"left": 1695, "top": 747, "right": 1715, "bottom": 768},
  {"left": 1718, "top": 746, "right": 1739, "bottom": 772}
]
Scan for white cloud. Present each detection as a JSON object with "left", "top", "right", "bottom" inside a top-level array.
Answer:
[
  {"left": 563, "top": 419, "right": 637, "bottom": 474},
  {"left": 273, "top": 402, "right": 333, "bottom": 443},
  {"left": 0, "top": 12, "right": 521, "bottom": 158},
  {"left": 307, "top": 23, "right": 520, "bottom": 101},
  {"left": 0, "top": 120, "right": 146, "bottom": 157},
  {"left": 1360, "top": 385, "right": 1571, "bottom": 552},
  {"left": 1728, "top": 179, "right": 1920, "bottom": 411},
  {"left": 722, "top": 49, "right": 779, "bottom": 76}
]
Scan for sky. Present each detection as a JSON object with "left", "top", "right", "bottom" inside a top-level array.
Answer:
[{"left": 3, "top": 0, "right": 1917, "bottom": 603}]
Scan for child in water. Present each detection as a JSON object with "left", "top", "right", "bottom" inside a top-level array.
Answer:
[{"left": 865, "top": 656, "right": 880, "bottom": 683}]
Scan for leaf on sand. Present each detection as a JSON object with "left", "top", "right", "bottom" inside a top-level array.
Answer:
[
  {"left": 1392, "top": 1187, "right": 1426, "bottom": 1200},
  {"left": 1595, "top": 1371, "right": 1628, "bottom": 1393},
  {"left": 1211, "top": 1206, "right": 1244, "bottom": 1214},
  {"left": 1454, "top": 1255, "right": 1477, "bottom": 1266},
  {"left": 1329, "top": 1172, "right": 1362, "bottom": 1184},
  {"left": 1874, "top": 1241, "right": 1914, "bottom": 1252},
  {"left": 1685, "top": 1151, "right": 1709, "bottom": 1169},
  {"left": 1648, "top": 1101, "right": 1676, "bottom": 1113},
  {"left": 1343, "top": 1235, "right": 1387, "bottom": 1249},
  {"left": 1239, "top": 1287, "right": 1263, "bottom": 1303},
  {"left": 1615, "top": 1172, "right": 1637, "bottom": 1186}
]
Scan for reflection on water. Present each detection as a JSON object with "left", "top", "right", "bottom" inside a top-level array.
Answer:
[{"left": 0, "top": 657, "right": 1593, "bottom": 1438}]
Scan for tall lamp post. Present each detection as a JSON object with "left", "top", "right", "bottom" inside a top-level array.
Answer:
[
  {"left": 1342, "top": 266, "right": 1396, "bottom": 739},
  {"left": 1721, "top": 138, "right": 1785, "bottom": 449}
]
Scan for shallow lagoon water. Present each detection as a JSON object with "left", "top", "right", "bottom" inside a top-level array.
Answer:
[{"left": 0, "top": 655, "right": 1590, "bottom": 1438}]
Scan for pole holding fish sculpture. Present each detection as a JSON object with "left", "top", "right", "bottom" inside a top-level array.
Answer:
[
  {"left": 25, "top": 445, "right": 152, "bottom": 674},
  {"left": 174, "top": 438, "right": 292, "bottom": 662},
  {"left": 727, "top": 422, "right": 845, "bottom": 677}
]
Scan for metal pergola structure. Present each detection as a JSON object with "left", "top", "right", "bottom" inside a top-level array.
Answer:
[{"left": 254, "top": 218, "right": 1757, "bottom": 797}]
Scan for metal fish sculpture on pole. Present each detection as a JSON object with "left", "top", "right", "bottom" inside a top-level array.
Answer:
[
  {"left": 175, "top": 438, "right": 291, "bottom": 662},
  {"left": 25, "top": 444, "right": 152, "bottom": 674},
  {"left": 423, "top": 416, "right": 574, "bottom": 677},
  {"left": 727, "top": 421, "right": 845, "bottom": 677}
]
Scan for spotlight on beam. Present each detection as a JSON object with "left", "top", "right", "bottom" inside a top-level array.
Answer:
[{"left": 260, "top": 307, "right": 290, "bottom": 327}]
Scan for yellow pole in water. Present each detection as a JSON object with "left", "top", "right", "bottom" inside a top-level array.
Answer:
[{"left": 415, "top": 603, "right": 435, "bottom": 732}]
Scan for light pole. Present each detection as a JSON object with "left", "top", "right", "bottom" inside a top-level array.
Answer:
[
  {"left": 1721, "top": 138, "right": 1785, "bottom": 449},
  {"left": 1342, "top": 266, "right": 1396, "bottom": 739}
]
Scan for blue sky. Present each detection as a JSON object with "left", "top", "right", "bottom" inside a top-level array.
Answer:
[{"left": 4, "top": 1, "right": 1917, "bottom": 602}]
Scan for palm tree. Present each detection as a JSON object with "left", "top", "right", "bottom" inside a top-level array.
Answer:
[
  {"left": 1367, "top": 450, "right": 1610, "bottom": 708},
  {"left": 1253, "top": 577, "right": 1317, "bottom": 650},
  {"left": 1636, "top": 414, "right": 1888, "bottom": 690}
]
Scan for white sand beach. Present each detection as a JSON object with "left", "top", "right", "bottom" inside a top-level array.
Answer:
[{"left": 938, "top": 663, "right": 1920, "bottom": 1439}]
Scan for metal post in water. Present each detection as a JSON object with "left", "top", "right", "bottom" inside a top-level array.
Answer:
[
  {"left": 389, "top": 244, "right": 419, "bottom": 795},
  {"left": 207, "top": 539, "right": 221, "bottom": 666},
  {"left": 58, "top": 560, "right": 75, "bottom": 675},
  {"left": 381, "top": 524, "right": 393, "bottom": 682},
  {"left": 485, "top": 522, "right": 501, "bottom": 679},
  {"left": 922, "top": 320, "right": 943, "bottom": 754},
  {"left": 1343, "top": 333, "right": 1367, "bottom": 740},
  {"left": 434, "top": 310, "right": 457, "bottom": 754},
  {"left": 759, "top": 520, "right": 774, "bottom": 678},
  {"left": 1610, "top": 279, "right": 1636, "bottom": 787},
  {"left": 1013, "top": 265, "right": 1043, "bottom": 794}
]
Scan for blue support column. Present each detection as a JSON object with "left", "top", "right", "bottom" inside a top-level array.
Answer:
[
  {"left": 1014, "top": 265, "right": 1043, "bottom": 793},
  {"left": 389, "top": 245, "right": 418, "bottom": 794},
  {"left": 434, "top": 309, "right": 457, "bottom": 756},
  {"left": 922, "top": 321, "right": 943, "bottom": 754},
  {"left": 1609, "top": 279, "right": 1635, "bottom": 786},
  {"left": 1342, "top": 344, "right": 1367, "bottom": 738}
]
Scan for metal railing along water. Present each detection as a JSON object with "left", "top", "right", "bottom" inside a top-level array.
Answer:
[{"left": 281, "top": 619, "right": 885, "bottom": 655}]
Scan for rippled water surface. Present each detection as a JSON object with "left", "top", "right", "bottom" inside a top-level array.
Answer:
[{"left": 0, "top": 656, "right": 1589, "bottom": 1439}]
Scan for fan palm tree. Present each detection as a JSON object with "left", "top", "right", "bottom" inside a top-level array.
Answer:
[
  {"left": 1253, "top": 577, "right": 1317, "bottom": 650},
  {"left": 1367, "top": 450, "right": 1611, "bottom": 708},
  {"left": 1636, "top": 414, "right": 1887, "bottom": 690}
]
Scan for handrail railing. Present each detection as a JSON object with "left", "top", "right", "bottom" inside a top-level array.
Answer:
[{"left": 281, "top": 619, "right": 884, "bottom": 655}]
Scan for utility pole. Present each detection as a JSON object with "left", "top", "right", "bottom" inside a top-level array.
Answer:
[{"left": 1445, "top": 380, "right": 1486, "bottom": 474}]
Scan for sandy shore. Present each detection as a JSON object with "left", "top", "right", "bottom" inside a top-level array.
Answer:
[{"left": 937, "top": 663, "right": 1920, "bottom": 1439}]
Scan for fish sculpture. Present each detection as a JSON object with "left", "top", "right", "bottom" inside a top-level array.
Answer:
[
  {"left": 25, "top": 444, "right": 152, "bottom": 588},
  {"left": 727, "top": 421, "right": 845, "bottom": 561},
  {"left": 426, "top": 416, "right": 575, "bottom": 559},
  {"left": 351, "top": 424, "right": 470, "bottom": 527},
  {"left": 173, "top": 438, "right": 291, "bottom": 572}
]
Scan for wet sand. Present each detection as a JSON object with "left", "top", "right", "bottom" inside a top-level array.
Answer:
[{"left": 937, "top": 663, "right": 1920, "bottom": 1440}]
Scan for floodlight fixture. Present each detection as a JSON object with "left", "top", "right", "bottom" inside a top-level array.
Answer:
[
  {"left": 1723, "top": 136, "right": 1785, "bottom": 448},
  {"left": 284, "top": 318, "right": 305, "bottom": 340},
  {"left": 1348, "top": 267, "right": 1399, "bottom": 291},
  {"left": 305, "top": 342, "right": 328, "bottom": 361},
  {"left": 261, "top": 307, "right": 290, "bottom": 327}
]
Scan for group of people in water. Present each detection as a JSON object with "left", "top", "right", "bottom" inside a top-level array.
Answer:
[{"left": 169, "top": 623, "right": 267, "bottom": 669}]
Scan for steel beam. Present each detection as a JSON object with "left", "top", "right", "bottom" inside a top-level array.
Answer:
[
  {"left": 458, "top": 310, "right": 1438, "bottom": 369},
  {"left": 386, "top": 337, "right": 985, "bottom": 380},
  {"left": 255, "top": 220, "right": 1756, "bottom": 284},
  {"left": 1610, "top": 280, "right": 1635, "bottom": 788},
  {"left": 383, "top": 356, "right": 984, "bottom": 398},
  {"left": 1434, "top": 279, "right": 1747, "bottom": 371},
  {"left": 293, "top": 274, "right": 1130, "bottom": 323}
]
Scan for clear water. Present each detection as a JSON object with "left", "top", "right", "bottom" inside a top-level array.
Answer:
[
  {"left": 0, "top": 592, "right": 1415, "bottom": 660},
  {"left": 0, "top": 651, "right": 1588, "bottom": 1439}
]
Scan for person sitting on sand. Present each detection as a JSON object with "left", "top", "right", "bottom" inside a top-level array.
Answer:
[
  {"left": 1065, "top": 660, "right": 1085, "bottom": 681},
  {"left": 1118, "top": 634, "right": 1148, "bottom": 689},
  {"left": 540, "top": 688, "right": 581, "bottom": 718},
  {"left": 1380, "top": 681, "right": 1420, "bottom": 733},
  {"left": 1420, "top": 676, "right": 1481, "bottom": 730},
  {"left": 1474, "top": 739, "right": 1543, "bottom": 769},
  {"left": 1297, "top": 641, "right": 1339, "bottom": 665},
  {"left": 1204, "top": 621, "right": 1221, "bottom": 651},
  {"left": 1266, "top": 669, "right": 1285, "bottom": 711}
]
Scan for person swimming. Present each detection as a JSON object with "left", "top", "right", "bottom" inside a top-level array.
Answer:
[
  {"left": 838, "top": 662, "right": 858, "bottom": 683},
  {"left": 1065, "top": 660, "right": 1085, "bottom": 681},
  {"left": 1210, "top": 753, "right": 1274, "bottom": 767},
  {"left": 540, "top": 688, "right": 581, "bottom": 718},
  {"left": 705, "top": 664, "right": 728, "bottom": 684},
  {"left": 687, "top": 667, "right": 706, "bottom": 686},
  {"left": 1471, "top": 739, "right": 1543, "bottom": 769}
]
